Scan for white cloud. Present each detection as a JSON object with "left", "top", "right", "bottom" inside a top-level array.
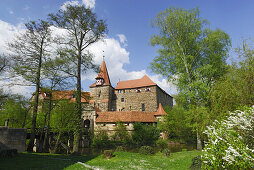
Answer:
[
  {"left": 60, "top": 1, "right": 80, "bottom": 11},
  {"left": 117, "top": 34, "right": 128, "bottom": 47},
  {"left": 82, "top": 0, "right": 95, "bottom": 9}
]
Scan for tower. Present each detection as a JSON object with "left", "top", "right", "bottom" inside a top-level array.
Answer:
[{"left": 89, "top": 60, "right": 115, "bottom": 111}]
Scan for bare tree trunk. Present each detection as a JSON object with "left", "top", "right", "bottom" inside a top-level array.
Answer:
[
  {"left": 43, "top": 93, "right": 52, "bottom": 152},
  {"left": 27, "top": 40, "right": 43, "bottom": 152},
  {"left": 197, "top": 131, "right": 202, "bottom": 150},
  {"left": 73, "top": 52, "right": 82, "bottom": 153},
  {"left": 53, "top": 132, "right": 62, "bottom": 154}
]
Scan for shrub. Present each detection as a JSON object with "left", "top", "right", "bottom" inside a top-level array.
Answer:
[
  {"left": 104, "top": 150, "right": 114, "bottom": 159},
  {"left": 115, "top": 146, "right": 125, "bottom": 152},
  {"left": 139, "top": 146, "right": 154, "bottom": 155},
  {"left": 189, "top": 156, "right": 202, "bottom": 170},
  {"left": 156, "top": 138, "right": 168, "bottom": 151},
  {"left": 202, "top": 106, "right": 254, "bottom": 169},
  {"left": 163, "top": 148, "right": 171, "bottom": 157},
  {"left": 133, "top": 123, "right": 160, "bottom": 146},
  {"left": 112, "top": 122, "right": 131, "bottom": 144},
  {"left": 92, "top": 128, "right": 111, "bottom": 149}
]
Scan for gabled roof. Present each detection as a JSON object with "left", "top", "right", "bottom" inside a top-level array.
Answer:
[
  {"left": 115, "top": 75, "right": 157, "bottom": 89},
  {"left": 96, "top": 111, "right": 157, "bottom": 123},
  {"left": 90, "top": 60, "right": 111, "bottom": 87},
  {"left": 154, "top": 103, "right": 167, "bottom": 116},
  {"left": 39, "top": 90, "right": 90, "bottom": 103}
]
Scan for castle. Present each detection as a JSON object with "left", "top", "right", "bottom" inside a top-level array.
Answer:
[{"left": 36, "top": 60, "right": 173, "bottom": 134}]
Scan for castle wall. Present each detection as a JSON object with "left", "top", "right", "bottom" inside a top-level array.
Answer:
[
  {"left": 90, "top": 85, "right": 114, "bottom": 111},
  {"left": 156, "top": 86, "right": 173, "bottom": 108},
  {"left": 115, "top": 86, "right": 157, "bottom": 112},
  {"left": 0, "top": 127, "right": 26, "bottom": 152}
]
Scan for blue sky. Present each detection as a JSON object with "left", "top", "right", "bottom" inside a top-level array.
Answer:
[{"left": 0, "top": 0, "right": 254, "bottom": 97}]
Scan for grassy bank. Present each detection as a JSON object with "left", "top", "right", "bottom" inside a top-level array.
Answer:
[{"left": 0, "top": 150, "right": 201, "bottom": 170}]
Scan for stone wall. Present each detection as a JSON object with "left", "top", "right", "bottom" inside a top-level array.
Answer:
[
  {"left": 90, "top": 85, "right": 114, "bottom": 111},
  {"left": 0, "top": 127, "right": 26, "bottom": 152},
  {"left": 115, "top": 86, "right": 158, "bottom": 112},
  {"left": 156, "top": 86, "right": 173, "bottom": 108}
]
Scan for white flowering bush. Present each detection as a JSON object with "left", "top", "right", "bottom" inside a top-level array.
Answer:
[{"left": 202, "top": 106, "right": 254, "bottom": 169}]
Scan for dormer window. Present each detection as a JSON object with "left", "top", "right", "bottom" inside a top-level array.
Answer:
[{"left": 96, "top": 78, "right": 104, "bottom": 86}]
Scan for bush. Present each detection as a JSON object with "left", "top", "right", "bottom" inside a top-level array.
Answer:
[
  {"left": 202, "top": 106, "right": 254, "bottom": 169},
  {"left": 133, "top": 123, "right": 160, "bottom": 146},
  {"left": 189, "top": 156, "right": 202, "bottom": 170},
  {"left": 112, "top": 122, "right": 131, "bottom": 144},
  {"left": 156, "top": 138, "right": 168, "bottom": 151},
  {"left": 163, "top": 148, "right": 171, "bottom": 157},
  {"left": 139, "top": 146, "right": 154, "bottom": 155},
  {"left": 92, "top": 128, "right": 112, "bottom": 149},
  {"left": 0, "top": 149, "right": 17, "bottom": 158},
  {"left": 104, "top": 150, "right": 114, "bottom": 159},
  {"left": 115, "top": 146, "right": 125, "bottom": 152}
]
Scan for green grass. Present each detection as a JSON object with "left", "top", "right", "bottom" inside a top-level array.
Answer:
[{"left": 0, "top": 150, "right": 201, "bottom": 170}]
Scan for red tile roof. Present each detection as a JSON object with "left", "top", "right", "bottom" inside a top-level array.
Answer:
[
  {"left": 115, "top": 75, "right": 157, "bottom": 89},
  {"left": 96, "top": 111, "right": 157, "bottom": 123},
  {"left": 154, "top": 103, "right": 167, "bottom": 116},
  {"left": 90, "top": 61, "right": 111, "bottom": 87},
  {"left": 39, "top": 90, "right": 90, "bottom": 103}
]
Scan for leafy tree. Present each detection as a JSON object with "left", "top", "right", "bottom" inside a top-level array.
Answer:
[
  {"left": 0, "top": 98, "right": 29, "bottom": 128},
  {"left": 8, "top": 20, "right": 52, "bottom": 152},
  {"left": 92, "top": 128, "right": 110, "bottom": 149},
  {"left": 132, "top": 122, "right": 160, "bottom": 146},
  {"left": 50, "top": 100, "right": 78, "bottom": 153},
  {"left": 0, "top": 55, "right": 9, "bottom": 75},
  {"left": 112, "top": 122, "right": 131, "bottom": 144},
  {"left": 160, "top": 105, "right": 194, "bottom": 143},
  {"left": 48, "top": 4, "right": 107, "bottom": 153},
  {"left": 150, "top": 7, "right": 230, "bottom": 149}
]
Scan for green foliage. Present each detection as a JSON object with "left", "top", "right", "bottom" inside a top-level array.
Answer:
[
  {"left": 115, "top": 146, "right": 125, "bottom": 152},
  {"left": 132, "top": 122, "right": 160, "bottom": 146},
  {"left": 92, "top": 128, "right": 111, "bottom": 149},
  {"left": 112, "top": 122, "right": 131, "bottom": 144},
  {"left": 103, "top": 150, "right": 114, "bottom": 159},
  {"left": 189, "top": 155, "right": 202, "bottom": 170},
  {"left": 139, "top": 146, "right": 154, "bottom": 155},
  {"left": 0, "top": 149, "right": 17, "bottom": 158},
  {"left": 50, "top": 100, "right": 78, "bottom": 133},
  {"left": 150, "top": 7, "right": 230, "bottom": 107},
  {"left": 156, "top": 138, "right": 168, "bottom": 151},
  {"left": 0, "top": 98, "right": 28, "bottom": 128},
  {"left": 160, "top": 105, "right": 195, "bottom": 142},
  {"left": 202, "top": 106, "right": 254, "bottom": 169}
]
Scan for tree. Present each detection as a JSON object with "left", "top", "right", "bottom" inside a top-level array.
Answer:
[
  {"left": 150, "top": 7, "right": 231, "bottom": 149},
  {"left": 8, "top": 20, "right": 52, "bottom": 152},
  {"left": 48, "top": 4, "right": 107, "bottom": 153},
  {"left": 50, "top": 100, "right": 78, "bottom": 153},
  {"left": 0, "top": 55, "right": 9, "bottom": 74}
]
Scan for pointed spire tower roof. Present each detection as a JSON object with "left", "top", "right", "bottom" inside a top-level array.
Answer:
[
  {"left": 90, "top": 60, "right": 111, "bottom": 87},
  {"left": 154, "top": 103, "right": 167, "bottom": 116}
]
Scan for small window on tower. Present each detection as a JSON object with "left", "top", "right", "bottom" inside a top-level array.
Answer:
[
  {"left": 136, "top": 89, "right": 141, "bottom": 93},
  {"left": 142, "top": 104, "right": 145, "bottom": 111},
  {"left": 121, "top": 98, "right": 124, "bottom": 102},
  {"left": 145, "top": 87, "right": 151, "bottom": 92}
]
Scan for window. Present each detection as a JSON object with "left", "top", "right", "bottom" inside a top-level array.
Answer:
[
  {"left": 123, "top": 90, "right": 125, "bottom": 93},
  {"left": 136, "top": 89, "right": 141, "bottom": 93},
  {"left": 121, "top": 98, "right": 124, "bottom": 102},
  {"left": 145, "top": 87, "right": 150, "bottom": 92},
  {"left": 142, "top": 104, "right": 145, "bottom": 111},
  {"left": 129, "top": 106, "right": 132, "bottom": 110}
]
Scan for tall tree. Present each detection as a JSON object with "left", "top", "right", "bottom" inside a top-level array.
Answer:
[
  {"left": 0, "top": 55, "right": 9, "bottom": 74},
  {"left": 150, "top": 7, "right": 230, "bottom": 149},
  {"left": 8, "top": 20, "right": 52, "bottom": 152},
  {"left": 49, "top": 4, "right": 107, "bottom": 153}
]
